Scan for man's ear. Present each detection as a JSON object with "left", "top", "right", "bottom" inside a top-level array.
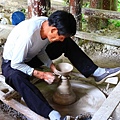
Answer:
[{"left": 51, "top": 27, "right": 58, "bottom": 34}]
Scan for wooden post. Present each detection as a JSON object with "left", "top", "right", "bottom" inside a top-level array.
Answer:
[
  {"left": 88, "top": 0, "right": 118, "bottom": 31},
  {"left": 88, "top": 0, "right": 102, "bottom": 31},
  {"left": 101, "top": 0, "right": 117, "bottom": 28}
]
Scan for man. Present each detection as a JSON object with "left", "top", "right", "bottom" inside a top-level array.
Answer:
[{"left": 2, "top": 10, "right": 120, "bottom": 120}]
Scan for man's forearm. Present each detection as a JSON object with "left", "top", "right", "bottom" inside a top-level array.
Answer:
[{"left": 32, "top": 69, "right": 44, "bottom": 79}]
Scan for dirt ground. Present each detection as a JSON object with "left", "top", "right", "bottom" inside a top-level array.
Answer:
[{"left": 0, "top": 0, "right": 120, "bottom": 120}]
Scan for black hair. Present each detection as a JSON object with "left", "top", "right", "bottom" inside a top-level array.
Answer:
[{"left": 48, "top": 10, "right": 76, "bottom": 37}]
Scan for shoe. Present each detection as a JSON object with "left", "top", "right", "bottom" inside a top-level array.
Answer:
[
  {"left": 60, "top": 115, "right": 75, "bottom": 120},
  {"left": 60, "top": 113, "right": 92, "bottom": 120},
  {"left": 75, "top": 113, "right": 92, "bottom": 120},
  {"left": 94, "top": 67, "right": 120, "bottom": 84}
]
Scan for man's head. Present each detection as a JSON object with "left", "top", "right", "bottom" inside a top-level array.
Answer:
[
  {"left": 46, "top": 10, "right": 76, "bottom": 42},
  {"left": 48, "top": 10, "right": 76, "bottom": 37}
]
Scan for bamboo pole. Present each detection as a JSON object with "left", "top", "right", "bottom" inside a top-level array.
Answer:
[
  {"left": 92, "top": 81, "right": 120, "bottom": 120},
  {"left": 75, "top": 31, "right": 120, "bottom": 47},
  {"left": 82, "top": 8, "right": 120, "bottom": 20},
  {"left": 1, "top": 24, "right": 120, "bottom": 47}
]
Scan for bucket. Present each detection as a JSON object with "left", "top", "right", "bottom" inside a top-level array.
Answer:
[{"left": 12, "top": 11, "right": 25, "bottom": 25}]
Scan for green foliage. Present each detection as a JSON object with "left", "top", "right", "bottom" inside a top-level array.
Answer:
[
  {"left": 82, "top": 14, "right": 87, "bottom": 22},
  {"left": 82, "top": 1, "right": 120, "bottom": 28},
  {"left": 20, "top": 8, "right": 26, "bottom": 14},
  {"left": 63, "top": 0, "right": 69, "bottom": 5},
  {"left": 64, "top": 0, "right": 120, "bottom": 28},
  {"left": 108, "top": 1, "right": 120, "bottom": 28},
  {"left": 118, "top": 0, "right": 120, "bottom": 11},
  {"left": 82, "top": 2, "right": 89, "bottom": 8},
  {"left": 108, "top": 19, "right": 120, "bottom": 27}
]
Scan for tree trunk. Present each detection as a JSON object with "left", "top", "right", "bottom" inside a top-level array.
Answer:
[
  {"left": 69, "top": 0, "right": 83, "bottom": 31},
  {"left": 110, "top": 0, "right": 118, "bottom": 11},
  {"left": 27, "top": 0, "right": 51, "bottom": 18},
  {"left": 88, "top": 0, "right": 102, "bottom": 31}
]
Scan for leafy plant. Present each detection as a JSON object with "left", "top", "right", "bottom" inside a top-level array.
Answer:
[
  {"left": 108, "top": 19, "right": 120, "bottom": 27},
  {"left": 63, "top": 0, "right": 69, "bottom": 5},
  {"left": 118, "top": 0, "right": 120, "bottom": 11},
  {"left": 21, "top": 8, "right": 26, "bottom": 14}
]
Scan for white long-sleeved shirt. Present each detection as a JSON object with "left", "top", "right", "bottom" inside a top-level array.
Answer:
[{"left": 3, "top": 16, "right": 52, "bottom": 76}]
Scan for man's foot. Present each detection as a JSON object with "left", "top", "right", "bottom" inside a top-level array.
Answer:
[
  {"left": 94, "top": 67, "right": 120, "bottom": 84},
  {"left": 61, "top": 115, "right": 75, "bottom": 120}
]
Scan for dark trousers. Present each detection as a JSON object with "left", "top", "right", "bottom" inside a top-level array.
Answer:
[
  {"left": 2, "top": 60, "right": 53, "bottom": 118},
  {"left": 1, "top": 37, "right": 98, "bottom": 118}
]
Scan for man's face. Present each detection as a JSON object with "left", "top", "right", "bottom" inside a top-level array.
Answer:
[{"left": 47, "top": 26, "right": 66, "bottom": 42}]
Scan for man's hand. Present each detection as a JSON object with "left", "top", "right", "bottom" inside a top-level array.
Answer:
[
  {"left": 32, "top": 70, "right": 55, "bottom": 84},
  {"left": 50, "top": 63, "right": 61, "bottom": 76},
  {"left": 43, "top": 72, "right": 55, "bottom": 84}
]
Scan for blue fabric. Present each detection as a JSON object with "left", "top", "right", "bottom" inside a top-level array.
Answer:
[{"left": 12, "top": 11, "right": 25, "bottom": 25}]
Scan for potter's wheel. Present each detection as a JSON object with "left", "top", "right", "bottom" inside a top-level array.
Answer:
[{"left": 36, "top": 80, "right": 106, "bottom": 117}]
